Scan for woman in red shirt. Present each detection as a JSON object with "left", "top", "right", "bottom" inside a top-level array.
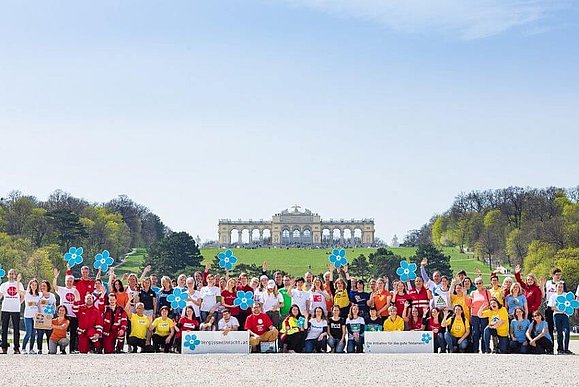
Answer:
[
  {"left": 221, "top": 279, "right": 240, "bottom": 319},
  {"left": 391, "top": 281, "right": 409, "bottom": 316},
  {"left": 426, "top": 308, "right": 445, "bottom": 353},
  {"left": 403, "top": 304, "right": 425, "bottom": 331},
  {"left": 175, "top": 306, "right": 199, "bottom": 353},
  {"left": 514, "top": 265, "right": 542, "bottom": 320}
]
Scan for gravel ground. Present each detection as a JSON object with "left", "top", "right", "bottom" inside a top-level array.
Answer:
[{"left": 2, "top": 341, "right": 578, "bottom": 386}]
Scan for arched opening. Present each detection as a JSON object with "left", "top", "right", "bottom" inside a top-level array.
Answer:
[
  {"left": 332, "top": 229, "right": 341, "bottom": 242},
  {"left": 302, "top": 229, "right": 312, "bottom": 244},
  {"left": 292, "top": 229, "right": 301, "bottom": 245},
  {"left": 262, "top": 229, "right": 272, "bottom": 245},
  {"left": 241, "top": 229, "right": 250, "bottom": 244},
  {"left": 343, "top": 229, "right": 352, "bottom": 246},
  {"left": 230, "top": 229, "right": 239, "bottom": 244},
  {"left": 354, "top": 228, "right": 362, "bottom": 245},
  {"left": 281, "top": 229, "right": 290, "bottom": 245},
  {"left": 251, "top": 229, "right": 260, "bottom": 244},
  {"left": 322, "top": 229, "right": 331, "bottom": 244}
]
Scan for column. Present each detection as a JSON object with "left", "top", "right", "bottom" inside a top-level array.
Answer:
[
  {"left": 249, "top": 230, "right": 253, "bottom": 244},
  {"left": 237, "top": 230, "right": 242, "bottom": 245},
  {"left": 340, "top": 229, "right": 344, "bottom": 246},
  {"left": 259, "top": 229, "right": 263, "bottom": 243}
]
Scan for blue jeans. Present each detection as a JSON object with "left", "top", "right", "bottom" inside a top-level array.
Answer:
[
  {"left": 23, "top": 317, "right": 36, "bottom": 351},
  {"left": 434, "top": 333, "right": 446, "bottom": 353},
  {"left": 444, "top": 332, "right": 468, "bottom": 353},
  {"left": 509, "top": 340, "right": 529, "bottom": 354},
  {"left": 304, "top": 336, "right": 327, "bottom": 353},
  {"left": 483, "top": 327, "right": 508, "bottom": 354},
  {"left": 470, "top": 316, "right": 488, "bottom": 353},
  {"left": 347, "top": 336, "right": 364, "bottom": 353},
  {"left": 36, "top": 329, "right": 52, "bottom": 353},
  {"left": 327, "top": 336, "right": 345, "bottom": 353},
  {"left": 554, "top": 313, "right": 570, "bottom": 352}
]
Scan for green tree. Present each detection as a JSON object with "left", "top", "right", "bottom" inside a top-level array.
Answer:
[
  {"left": 368, "top": 248, "right": 403, "bottom": 280},
  {"left": 349, "top": 254, "right": 371, "bottom": 280},
  {"left": 147, "top": 232, "right": 203, "bottom": 277},
  {"left": 411, "top": 243, "right": 452, "bottom": 278},
  {"left": 45, "top": 209, "right": 88, "bottom": 250},
  {"left": 523, "top": 240, "right": 557, "bottom": 281}
]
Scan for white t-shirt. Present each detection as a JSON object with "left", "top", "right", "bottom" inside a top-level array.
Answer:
[
  {"left": 547, "top": 292, "right": 567, "bottom": 315},
  {"left": 545, "top": 280, "right": 559, "bottom": 306},
  {"left": 306, "top": 318, "right": 328, "bottom": 341},
  {"left": 183, "top": 290, "right": 201, "bottom": 318},
  {"left": 261, "top": 291, "right": 284, "bottom": 312},
  {"left": 57, "top": 286, "right": 78, "bottom": 317},
  {"left": 431, "top": 287, "right": 451, "bottom": 310},
  {"left": 24, "top": 293, "right": 41, "bottom": 318},
  {"left": 218, "top": 316, "right": 240, "bottom": 330},
  {"left": 291, "top": 289, "right": 309, "bottom": 315},
  {"left": 200, "top": 286, "right": 221, "bottom": 312},
  {"left": 309, "top": 290, "right": 330, "bottom": 314},
  {"left": 0, "top": 281, "right": 24, "bottom": 312},
  {"left": 38, "top": 292, "right": 57, "bottom": 314}
]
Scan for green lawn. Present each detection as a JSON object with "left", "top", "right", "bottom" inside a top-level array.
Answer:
[{"left": 114, "top": 246, "right": 506, "bottom": 281}]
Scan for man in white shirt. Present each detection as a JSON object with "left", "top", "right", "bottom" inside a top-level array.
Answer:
[
  {"left": 544, "top": 268, "right": 564, "bottom": 340},
  {"left": 53, "top": 268, "right": 80, "bottom": 353},
  {"left": 218, "top": 309, "right": 239, "bottom": 333},
  {"left": 0, "top": 269, "right": 25, "bottom": 354},
  {"left": 291, "top": 278, "right": 311, "bottom": 316}
]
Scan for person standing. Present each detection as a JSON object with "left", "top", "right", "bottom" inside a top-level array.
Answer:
[
  {"left": 0, "top": 269, "right": 25, "bottom": 354},
  {"left": 53, "top": 268, "right": 80, "bottom": 353},
  {"left": 543, "top": 268, "right": 563, "bottom": 341},
  {"left": 22, "top": 279, "right": 40, "bottom": 354},
  {"left": 547, "top": 281, "right": 573, "bottom": 354},
  {"left": 101, "top": 293, "right": 128, "bottom": 354}
]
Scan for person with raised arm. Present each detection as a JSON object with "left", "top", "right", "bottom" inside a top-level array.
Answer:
[
  {"left": 368, "top": 278, "right": 391, "bottom": 318},
  {"left": 513, "top": 265, "right": 541, "bottom": 321},
  {"left": 329, "top": 265, "right": 351, "bottom": 319},
  {"left": 65, "top": 264, "right": 97, "bottom": 302},
  {"left": 478, "top": 298, "right": 509, "bottom": 354},
  {"left": 125, "top": 293, "right": 151, "bottom": 353},
  {"left": 53, "top": 267, "right": 81, "bottom": 352},
  {"left": 0, "top": 269, "right": 25, "bottom": 354},
  {"left": 419, "top": 258, "right": 442, "bottom": 291},
  {"left": 442, "top": 305, "right": 470, "bottom": 353}
]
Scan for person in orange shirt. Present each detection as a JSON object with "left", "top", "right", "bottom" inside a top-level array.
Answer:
[
  {"left": 49, "top": 305, "right": 70, "bottom": 354},
  {"left": 369, "top": 278, "right": 391, "bottom": 318}
]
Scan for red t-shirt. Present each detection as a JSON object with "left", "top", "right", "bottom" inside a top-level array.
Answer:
[
  {"left": 426, "top": 317, "right": 443, "bottom": 338},
  {"left": 176, "top": 317, "right": 199, "bottom": 339},
  {"left": 221, "top": 289, "right": 240, "bottom": 316},
  {"left": 393, "top": 293, "right": 409, "bottom": 315},
  {"left": 237, "top": 285, "right": 253, "bottom": 316},
  {"left": 244, "top": 313, "right": 272, "bottom": 336},
  {"left": 66, "top": 270, "right": 95, "bottom": 301},
  {"left": 408, "top": 317, "right": 424, "bottom": 331}
]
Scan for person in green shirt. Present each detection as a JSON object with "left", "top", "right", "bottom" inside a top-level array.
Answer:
[{"left": 279, "top": 276, "right": 293, "bottom": 319}]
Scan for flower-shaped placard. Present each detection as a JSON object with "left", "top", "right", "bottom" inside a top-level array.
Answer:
[
  {"left": 421, "top": 333, "right": 432, "bottom": 344},
  {"left": 396, "top": 261, "right": 417, "bottom": 282},
  {"left": 168, "top": 288, "right": 188, "bottom": 310},
  {"left": 329, "top": 249, "right": 347, "bottom": 268},
  {"left": 555, "top": 292, "right": 579, "bottom": 316},
  {"left": 0, "top": 263, "right": 5, "bottom": 281},
  {"left": 64, "top": 247, "right": 84, "bottom": 267},
  {"left": 93, "top": 250, "right": 114, "bottom": 272},
  {"left": 218, "top": 249, "right": 238, "bottom": 270},
  {"left": 44, "top": 304, "right": 55, "bottom": 315},
  {"left": 184, "top": 334, "right": 201, "bottom": 351},
  {"left": 297, "top": 316, "right": 306, "bottom": 328},
  {"left": 233, "top": 290, "right": 254, "bottom": 310}
]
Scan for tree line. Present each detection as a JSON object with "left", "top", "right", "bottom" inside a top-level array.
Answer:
[
  {"left": 404, "top": 186, "right": 579, "bottom": 289},
  {"left": 0, "top": 190, "right": 169, "bottom": 281}
]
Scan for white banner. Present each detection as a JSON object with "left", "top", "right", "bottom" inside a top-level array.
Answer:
[
  {"left": 181, "top": 331, "right": 250, "bottom": 354},
  {"left": 364, "top": 331, "right": 434, "bottom": 353}
]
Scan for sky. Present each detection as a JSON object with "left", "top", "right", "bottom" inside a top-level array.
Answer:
[{"left": 0, "top": 1, "right": 578, "bottom": 244}]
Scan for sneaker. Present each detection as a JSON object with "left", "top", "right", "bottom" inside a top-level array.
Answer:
[
  {"left": 557, "top": 349, "right": 565, "bottom": 355},
  {"left": 61, "top": 350, "right": 67, "bottom": 355},
  {"left": 22, "top": 349, "right": 28, "bottom": 355},
  {"left": 14, "top": 349, "right": 21, "bottom": 354},
  {"left": 38, "top": 350, "right": 43, "bottom": 355},
  {"left": 564, "top": 350, "right": 574, "bottom": 355},
  {"left": 71, "top": 350, "right": 79, "bottom": 354},
  {"left": 1, "top": 349, "right": 7, "bottom": 355}
]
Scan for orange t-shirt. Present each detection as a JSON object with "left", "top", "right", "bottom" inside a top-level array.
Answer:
[
  {"left": 115, "top": 292, "right": 129, "bottom": 309},
  {"left": 50, "top": 318, "right": 70, "bottom": 341},
  {"left": 323, "top": 283, "right": 334, "bottom": 312},
  {"left": 373, "top": 290, "right": 392, "bottom": 317}
]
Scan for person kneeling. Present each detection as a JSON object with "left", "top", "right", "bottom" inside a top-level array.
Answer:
[
  {"left": 49, "top": 306, "right": 70, "bottom": 354},
  {"left": 245, "top": 303, "right": 278, "bottom": 352},
  {"left": 442, "top": 306, "right": 470, "bottom": 353}
]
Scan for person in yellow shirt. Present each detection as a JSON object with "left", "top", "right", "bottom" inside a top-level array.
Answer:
[
  {"left": 149, "top": 306, "right": 175, "bottom": 353},
  {"left": 125, "top": 300, "right": 151, "bottom": 353},
  {"left": 442, "top": 305, "right": 470, "bottom": 353},
  {"left": 383, "top": 306, "right": 404, "bottom": 331},
  {"left": 489, "top": 275, "right": 504, "bottom": 304},
  {"left": 450, "top": 279, "right": 472, "bottom": 320},
  {"left": 479, "top": 298, "right": 509, "bottom": 354}
]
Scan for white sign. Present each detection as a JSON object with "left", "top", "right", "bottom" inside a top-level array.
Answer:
[
  {"left": 365, "top": 331, "right": 434, "bottom": 353},
  {"left": 181, "top": 331, "right": 250, "bottom": 354}
]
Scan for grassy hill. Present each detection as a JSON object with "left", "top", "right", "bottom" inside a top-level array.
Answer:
[{"left": 115, "top": 246, "right": 507, "bottom": 282}]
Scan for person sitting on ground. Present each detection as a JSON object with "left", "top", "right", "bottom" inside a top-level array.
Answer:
[
  {"left": 218, "top": 309, "right": 240, "bottom": 333},
  {"left": 345, "top": 304, "right": 365, "bottom": 353},
  {"left": 150, "top": 306, "right": 175, "bottom": 353},
  {"left": 280, "top": 304, "right": 306, "bottom": 353},
  {"left": 383, "top": 306, "right": 405, "bottom": 332},
  {"left": 327, "top": 305, "right": 346, "bottom": 353},
  {"left": 200, "top": 312, "right": 217, "bottom": 331},
  {"left": 245, "top": 302, "right": 278, "bottom": 352},
  {"left": 364, "top": 307, "right": 383, "bottom": 332},
  {"left": 442, "top": 305, "right": 470, "bottom": 353},
  {"left": 304, "top": 306, "right": 328, "bottom": 353},
  {"left": 526, "top": 311, "right": 553, "bottom": 355},
  {"left": 509, "top": 307, "right": 530, "bottom": 354},
  {"left": 48, "top": 305, "right": 70, "bottom": 354}
]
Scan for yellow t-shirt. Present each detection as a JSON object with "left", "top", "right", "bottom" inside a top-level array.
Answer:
[
  {"left": 446, "top": 317, "right": 470, "bottom": 338},
  {"left": 333, "top": 289, "right": 350, "bottom": 309},
  {"left": 152, "top": 317, "right": 174, "bottom": 337},
  {"left": 481, "top": 307, "right": 509, "bottom": 337},
  {"left": 383, "top": 316, "right": 404, "bottom": 331},
  {"left": 489, "top": 288, "right": 504, "bottom": 304},
  {"left": 130, "top": 314, "right": 151, "bottom": 339},
  {"left": 450, "top": 294, "right": 472, "bottom": 320}
]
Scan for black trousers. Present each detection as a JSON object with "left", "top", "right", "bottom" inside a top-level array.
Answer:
[
  {"left": 127, "top": 336, "right": 146, "bottom": 353},
  {"left": 152, "top": 334, "right": 172, "bottom": 353},
  {"left": 545, "top": 307, "right": 554, "bottom": 341},
  {"left": 1, "top": 312, "right": 21, "bottom": 350},
  {"left": 68, "top": 317, "right": 78, "bottom": 351}
]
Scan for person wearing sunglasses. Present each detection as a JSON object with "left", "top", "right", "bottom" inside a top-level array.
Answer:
[{"left": 526, "top": 312, "right": 553, "bottom": 355}]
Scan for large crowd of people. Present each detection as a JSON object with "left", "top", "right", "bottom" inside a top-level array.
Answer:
[{"left": 0, "top": 257, "right": 577, "bottom": 355}]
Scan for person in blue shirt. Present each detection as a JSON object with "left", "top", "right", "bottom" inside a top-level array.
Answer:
[
  {"left": 509, "top": 307, "right": 530, "bottom": 353},
  {"left": 526, "top": 311, "right": 553, "bottom": 355},
  {"left": 349, "top": 280, "right": 371, "bottom": 318}
]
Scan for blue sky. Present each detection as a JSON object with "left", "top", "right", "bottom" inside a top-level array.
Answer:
[{"left": 1, "top": 1, "right": 578, "bottom": 243}]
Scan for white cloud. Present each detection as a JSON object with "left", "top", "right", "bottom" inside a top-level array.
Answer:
[{"left": 281, "top": 0, "right": 569, "bottom": 39}]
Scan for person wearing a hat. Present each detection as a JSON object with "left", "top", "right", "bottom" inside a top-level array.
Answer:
[{"left": 259, "top": 280, "right": 284, "bottom": 329}]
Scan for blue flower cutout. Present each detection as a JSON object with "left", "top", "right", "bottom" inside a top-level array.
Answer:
[
  {"left": 396, "top": 261, "right": 417, "bottom": 282},
  {"left": 555, "top": 292, "right": 579, "bottom": 316},
  {"left": 421, "top": 333, "right": 432, "bottom": 344},
  {"left": 0, "top": 263, "right": 5, "bottom": 280},
  {"left": 233, "top": 291, "right": 254, "bottom": 310},
  {"left": 64, "top": 247, "right": 84, "bottom": 267},
  {"left": 329, "top": 249, "right": 348, "bottom": 268},
  {"left": 184, "top": 334, "right": 201, "bottom": 351},
  {"left": 44, "top": 304, "right": 55, "bottom": 315},
  {"left": 297, "top": 316, "right": 306, "bottom": 328},
  {"left": 93, "top": 250, "right": 114, "bottom": 272},
  {"left": 218, "top": 249, "right": 238, "bottom": 270},
  {"left": 167, "top": 288, "right": 187, "bottom": 310}
]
